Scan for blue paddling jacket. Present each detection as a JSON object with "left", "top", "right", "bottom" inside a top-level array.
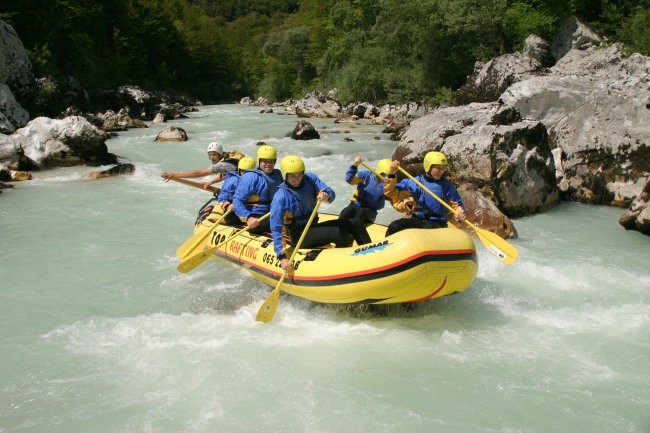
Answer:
[
  {"left": 394, "top": 175, "right": 465, "bottom": 223},
  {"left": 270, "top": 173, "right": 335, "bottom": 258},
  {"left": 233, "top": 168, "right": 283, "bottom": 220},
  {"left": 217, "top": 170, "right": 242, "bottom": 203},
  {"left": 345, "top": 166, "right": 386, "bottom": 211}
]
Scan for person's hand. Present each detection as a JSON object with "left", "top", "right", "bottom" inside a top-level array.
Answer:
[
  {"left": 454, "top": 207, "right": 466, "bottom": 222},
  {"left": 353, "top": 156, "right": 362, "bottom": 167},
  {"left": 219, "top": 202, "right": 232, "bottom": 212},
  {"left": 161, "top": 172, "right": 175, "bottom": 182},
  {"left": 280, "top": 258, "right": 291, "bottom": 273},
  {"left": 246, "top": 216, "right": 260, "bottom": 228},
  {"left": 389, "top": 160, "right": 400, "bottom": 175},
  {"left": 317, "top": 190, "right": 329, "bottom": 202}
]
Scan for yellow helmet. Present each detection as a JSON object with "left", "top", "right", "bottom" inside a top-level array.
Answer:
[
  {"left": 423, "top": 151, "right": 448, "bottom": 172},
  {"left": 375, "top": 159, "right": 392, "bottom": 176},
  {"left": 280, "top": 155, "right": 305, "bottom": 180},
  {"left": 237, "top": 157, "right": 255, "bottom": 171},
  {"left": 256, "top": 145, "right": 277, "bottom": 163}
]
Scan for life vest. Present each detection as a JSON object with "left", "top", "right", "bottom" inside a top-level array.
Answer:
[
  {"left": 245, "top": 168, "right": 280, "bottom": 206},
  {"left": 222, "top": 150, "right": 246, "bottom": 166},
  {"left": 279, "top": 175, "right": 320, "bottom": 227}
]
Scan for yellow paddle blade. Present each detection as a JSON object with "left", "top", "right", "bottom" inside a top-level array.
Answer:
[
  {"left": 255, "top": 202, "right": 321, "bottom": 323},
  {"left": 177, "top": 246, "right": 217, "bottom": 273},
  {"left": 176, "top": 212, "right": 271, "bottom": 274},
  {"left": 255, "top": 283, "right": 283, "bottom": 323},
  {"left": 468, "top": 221, "right": 519, "bottom": 264},
  {"left": 176, "top": 209, "right": 232, "bottom": 259}
]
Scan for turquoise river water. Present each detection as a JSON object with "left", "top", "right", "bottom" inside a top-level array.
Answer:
[{"left": 1, "top": 105, "right": 649, "bottom": 433}]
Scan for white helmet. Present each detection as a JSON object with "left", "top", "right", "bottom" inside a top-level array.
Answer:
[{"left": 206, "top": 141, "right": 223, "bottom": 154}]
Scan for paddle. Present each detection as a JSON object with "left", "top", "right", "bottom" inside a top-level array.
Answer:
[
  {"left": 397, "top": 166, "right": 519, "bottom": 265},
  {"left": 166, "top": 176, "right": 220, "bottom": 194},
  {"left": 176, "top": 213, "right": 270, "bottom": 273},
  {"left": 176, "top": 208, "right": 233, "bottom": 259},
  {"left": 255, "top": 200, "right": 322, "bottom": 323},
  {"left": 360, "top": 161, "right": 385, "bottom": 180}
]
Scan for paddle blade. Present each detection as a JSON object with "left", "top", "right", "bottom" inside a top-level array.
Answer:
[
  {"left": 255, "top": 286, "right": 281, "bottom": 323},
  {"left": 176, "top": 229, "right": 211, "bottom": 259},
  {"left": 176, "top": 246, "right": 216, "bottom": 273},
  {"left": 472, "top": 224, "right": 519, "bottom": 264},
  {"left": 176, "top": 210, "right": 232, "bottom": 259}
]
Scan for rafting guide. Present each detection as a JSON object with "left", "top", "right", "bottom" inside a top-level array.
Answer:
[{"left": 161, "top": 140, "right": 243, "bottom": 190}]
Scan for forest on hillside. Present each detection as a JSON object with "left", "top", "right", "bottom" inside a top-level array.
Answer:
[{"left": 1, "top": 0, "right": 648, "bottom": 112}]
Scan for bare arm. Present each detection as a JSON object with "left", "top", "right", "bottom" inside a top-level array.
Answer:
[{"left": 160, "top": 168, "right": 212, "bottom": 181}]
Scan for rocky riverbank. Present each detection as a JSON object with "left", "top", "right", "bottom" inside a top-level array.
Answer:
[{"left": 1, "top": 18, "right": 647, "bottom": 235}]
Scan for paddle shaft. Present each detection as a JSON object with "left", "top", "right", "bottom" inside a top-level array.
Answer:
[
  {"left": 360, "top": 161, "right": 386, "bottom": 181},
  {"left": 255, "top": 200, "right": 322, "bottom": 323},
  {"left": 396, "top": 166, "right": 518, "bottom": 264},
  {"left": 177, "top": 212, "right": 270, "bottom": 273},
  {"left": 168, "top": 177, "right": 220, "bottom": 194},
  {"left": 179, "top": 208, "right": 233, "bottom": 259}
]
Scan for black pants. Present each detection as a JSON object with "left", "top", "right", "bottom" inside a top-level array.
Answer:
[
  {"left": 385, "top": 217, "right": 447, "bottom": 237},
  {"left": 222, "top": 211, "right": 243, "bottom": 227},
  {"left": 339, "top": 203, "right": 377, "bottom": 245},
  {"left": 289, "top": 219, "right": 354, "bottom": 249}
]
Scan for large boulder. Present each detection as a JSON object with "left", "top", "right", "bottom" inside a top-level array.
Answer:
[
  {"left": 154, "top": 126, "right": 188, "bottom": 142},
  {"left": 396, "top": 38, "right": 649, "bottom": 232},
  {"left": 455, "top": 52, "right": 543, "bottom": 105},
  {"left": 293, "top": 91, "right": 341, "bottom": 118},
  {"left": 0, "top": 21, "right": 34, "bottom": 99},
  {"left": 399, "top": 103, "right": 558, "bottom": 217},
  {"left": 291, "top": 120, "right": 320, "bottom": 140},
  {"left": 11, "top": 116, "right": 113, "bottom": 169},
  {"left": 0, "top": 21, "right": 32, "bottom": 132},
  {"left": 551, "top": 17, "right": 605, "bottom": 62},
  {"left": 618, "top": 178, "right": 650, "bottom": 235},
  {"left": 499, "top": 44, "right": 650, "bottom": 206}
]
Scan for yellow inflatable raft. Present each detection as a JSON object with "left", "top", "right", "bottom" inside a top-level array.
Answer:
[{"left": 177, "top": 211, "right": 478, "bottom": 304}]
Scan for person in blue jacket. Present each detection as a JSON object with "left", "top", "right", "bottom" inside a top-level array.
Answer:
[
  {"left": 215, "top": 157, "right": 255, "bottom": 226},
  {"left": 233, "top": 144, "right": 283, "bottom": 234},
  {"left": 339, "top": 156, "right": 392, "bottom": 245},
  {"left": 383, "top": 151, "right": 466, "bottom": 236},
  {"left": 270, "top": 155, "right": 354, "bottom": 273}
]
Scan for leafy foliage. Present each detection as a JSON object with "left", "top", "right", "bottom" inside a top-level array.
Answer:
[{"left": 0, "top": 0, "right": 647, "bottom": 111}]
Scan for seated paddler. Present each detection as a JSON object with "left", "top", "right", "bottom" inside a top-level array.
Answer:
[{"left": 270, "top": 155, "right": 355, "bottom": 274}]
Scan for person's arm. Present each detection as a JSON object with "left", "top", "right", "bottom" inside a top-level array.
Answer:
[
  {"left": 445, "top": 181, "right": 466, "bottom": 221},
  {"left": 345, "top": 156, "right": 364, "bottom": 185},
  {"left": 383, "top": 160, "right": 401, "bottom": 204},
  {"left": 270, "top": 194, "right": 287, "bottom": 260},
  {"left": 233, "top": 174, "right": 253, "bottom": 221},
  {"left": 393, "top": 195, "right": 415, "bottom": 214},
  {"left": 160, "top": 168, "right": 212, "bottom": 180}
]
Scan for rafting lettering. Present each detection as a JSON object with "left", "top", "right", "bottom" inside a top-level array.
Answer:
[
  {"left": 229, "top": 240, "right": 258, "bottom": 259},
  {"left": 352, "top": 240, "right": 390, "bottom": 256}
]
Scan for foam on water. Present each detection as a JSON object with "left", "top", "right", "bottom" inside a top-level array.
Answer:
[{"left": 2, "top": 105, "right": 649, "bottom": 433}]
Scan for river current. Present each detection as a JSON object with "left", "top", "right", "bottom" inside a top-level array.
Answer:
[{"left": 1, "top": 104, "right": 648, "bottom": 433}]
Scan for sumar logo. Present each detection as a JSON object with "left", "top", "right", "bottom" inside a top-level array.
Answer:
[{"left": 352, "top": 240, "right": 390, "bottom": 256}]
